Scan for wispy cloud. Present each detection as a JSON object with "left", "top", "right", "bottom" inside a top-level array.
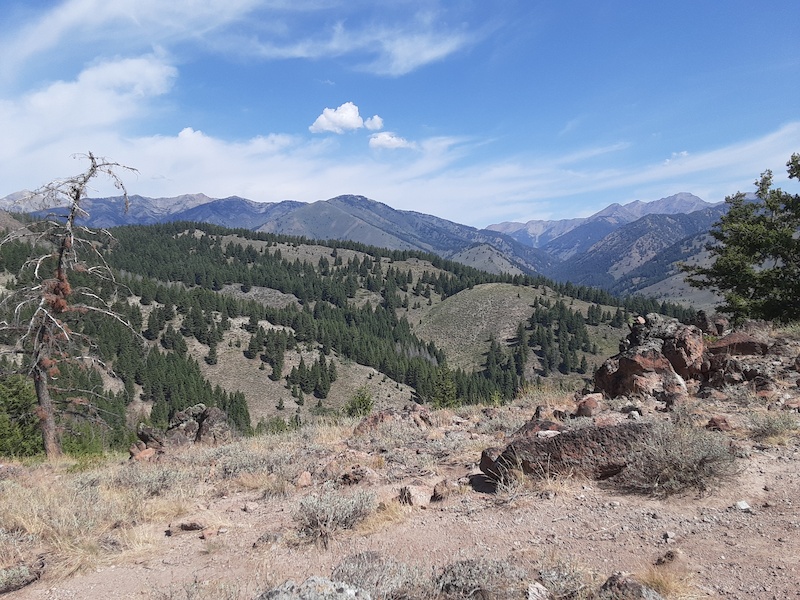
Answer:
[
  {"left": 1, "top": 1, "right": 475, "bottom": 81},
  {"left": 0, "top": 0, "right": 260, "bottom": 79},
  {"left": 236, "top": 19, "right": 475, "bottom": 76},
  {"left": 0, "top": 54, "right": 176, "bottom": 159},
  {"left": 369, "top": 132, "right": 416, "bottom": 150}
]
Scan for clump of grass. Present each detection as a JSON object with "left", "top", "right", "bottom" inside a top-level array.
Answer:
[
  {"left": 0, "top": 527, "right": 34, "bottom": 566},
  {"left": 0, "top": 473, "right": 139, "bottom": 577},
  {"left": 292, "top": 486, "right": 376, "bottom": 548},
  {"left": 636, "top": 564, "right": 695, "bottom": 599},
  {"left": 748, "top": 412, "right": 798, "bottom": 443},
  {"left": 435, "top": 558, "right": 528, "bottom": 599},
  {"left": 620, "top": 421, "right": 738, "bottom": 497},
  {"left": 111, "top": 462, "right": 192, "bottom": 498},
  {"left": 536, "top": 554, "right": 596, "bottom": 600},
  {"left": 721, "top": 384, "right": 758, "bottom": 408},
  {"left": 332, "top": 551, "right": 430, "bottom": 599}
]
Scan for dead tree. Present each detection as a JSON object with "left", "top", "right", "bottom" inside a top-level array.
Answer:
[{"left": 0, "top": 153, "right": 136, "bottom": 458}]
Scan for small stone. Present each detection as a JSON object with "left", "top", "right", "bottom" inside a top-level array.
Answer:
[
  {"left": 527, "top": 581, "right": 552, "bottom": 600},
  {"left": 706, "top": 416, "right": 733, "bottom": 432},
  {"left": 627, "top": 410, "right": 642, "bottom": 420},
  {"left": 663, "top": 531, "right": 676, "bottom": 542},
  {"left": 296, "top": 471, "right": 312, "bottom": 488},
  {"left": 537, "top": 430, "right": 561, "bottom": 439},
  {"left": 242, "top": 502, "right": 259, "bottom": 513},
  {"left": 735, "top": 500, "right": 752, "bottom": 513}
]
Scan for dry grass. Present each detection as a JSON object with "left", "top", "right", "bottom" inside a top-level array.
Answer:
[
  {"left": 535, "top": 552, "right": 597, "bottom": 600},
  {"left": 357, "top": 499, "right": 410, "bottom": 535},
  {"left": 0, "top": 464, "right": 173, "bottom": 578},
  {"left": 748, "top": 411, "right": 798, "bottom": 445},
  {"left": 636, "top": 564, "right": 699, "bottom": 599}
]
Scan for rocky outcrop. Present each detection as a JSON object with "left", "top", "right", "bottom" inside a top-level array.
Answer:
[
  {"left": 129, "top": 404, "right": 232, "bottom": 459},
  {"left": 595, "top": 313, "right": 706, "bottom": 404},
  {"left": 166, "top": 404, "right": 232, "bottom": 446},
  {"left": 353, "top": 404, "right": 432, "bottom": 436},
  {"left": 481, "top": 421, "right": 653, "bottom": 481}
]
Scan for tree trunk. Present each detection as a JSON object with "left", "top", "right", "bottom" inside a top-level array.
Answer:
[{"left": 33, "top": 365, "right": 62, "bottom": 459}]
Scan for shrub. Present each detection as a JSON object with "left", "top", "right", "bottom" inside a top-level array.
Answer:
[
  {"left": 435, "top": 558, "right": 527, "bottom": 599},
  {"left": 748, "top": 412, "right": 798, "bottom": 443},
  {"left": 332, "top": 551, "right": 430, "bottom": 599},
  {"left": 620, "top": 421, "right": 737, "bottom": 497},
  {"left": 345, "top": 386, "right": 374, "bottom": 418},
  {"left": 292, "top": 487, "right": 375, "bottom": 548},
  {"left": 537, "top": 555, "right": 595, "bottom": 600}
]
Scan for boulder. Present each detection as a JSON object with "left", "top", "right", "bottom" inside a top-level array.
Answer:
[
  {"left": 196, "top": 406, "right": 231, "bottom": 445},
  {"left": 574, "top": 393, "right": 602, "bottom": 418},
  {"left": 706, "top": 416, "right": 733, "bottom": 432},
  {"left": 596, "top": 313, "right": 700, "bottom": 404},
  {"left": 296, "top": 471, "right": 313, "bottom": 488},
  {"left": 398, "top": 485, "right": 432, "bottom": 508},
  {"left": 595, "top": 345, "right": 687, "bottom": 404},
  {"left": 165, "top": 404, "right": 232, "bottom": 446},
  {"left": 137, "top": 423, "right": 165, "bottom": 450},
  {"left": 482, "top": 421, "right": 654, "bottom": 481},
  {"left": 431, "top": 478, "right": 455, "bottom": 502},
  {"left": 708, "top": 332, "right": 769, "bottom": 356}
]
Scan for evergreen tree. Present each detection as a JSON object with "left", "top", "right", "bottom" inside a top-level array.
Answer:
[{"left": 684, "top": 154, "right": 800, "bottom": 322}]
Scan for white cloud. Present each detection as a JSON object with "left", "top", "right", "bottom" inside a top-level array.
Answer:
[
  {"left": 364, "top": 115, "right": 383, "bottom": 131},
  {"left": 309, "top": 102, "right": 383, "bottom": 134},
  {"left": 369, "top": 132, "right": 415, "bottom": 150}
]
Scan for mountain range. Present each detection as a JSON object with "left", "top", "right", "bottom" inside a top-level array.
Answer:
[{"left": 0, "top": 190, "right": 725, "bottom": 306}]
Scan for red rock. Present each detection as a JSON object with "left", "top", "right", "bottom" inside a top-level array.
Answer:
[
  {"left": 575, "top": 394, "right": 601, "bottom": 417},
  {"left": 708, "top": 332, "right": 769, "bottom": 356},
  {"left": 483, "top": 421, "right": 654, "bottom": 481},
  {"left": 706, "top": 416, "right": 733, "bottom": 431}
]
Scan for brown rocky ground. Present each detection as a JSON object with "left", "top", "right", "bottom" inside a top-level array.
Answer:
[{"left": 2, "top": 323, "right": 800, "bottom": 599}]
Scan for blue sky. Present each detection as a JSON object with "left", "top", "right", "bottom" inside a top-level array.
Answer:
[{"left": 1, "top": 1, "right": 798, "bottom": 227}]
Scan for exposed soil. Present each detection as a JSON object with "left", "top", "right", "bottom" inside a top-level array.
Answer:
[{"left": 7, "top": 398, "right": 800, "bottom": 600}]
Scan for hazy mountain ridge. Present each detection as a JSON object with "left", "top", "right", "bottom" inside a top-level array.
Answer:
[
  {"left": 486, "top": 193, "right": 718, "bottom": 251},
  {"left": 0, "top": 189, "right": 726, "bottom": 305},
  {"left": 548, "top": 207, "right": 725, "bottom": 288}
]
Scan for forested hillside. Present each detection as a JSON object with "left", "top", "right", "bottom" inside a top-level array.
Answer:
[{"left": 0, "top": 220, "right": 693, "bottom": 456}]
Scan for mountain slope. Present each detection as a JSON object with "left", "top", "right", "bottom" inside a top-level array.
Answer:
[
  {"left": 171, "top": 197, "right": 304, "bottom": 230},
  {"left": 487, "top": 193, "right": 717, "bottom": 252},
  {"left": 256, "top": 195, "right": 556, "bottom": 274},
  {"left": 549, "top": 207, "right": 725, "bottom": 288}
]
